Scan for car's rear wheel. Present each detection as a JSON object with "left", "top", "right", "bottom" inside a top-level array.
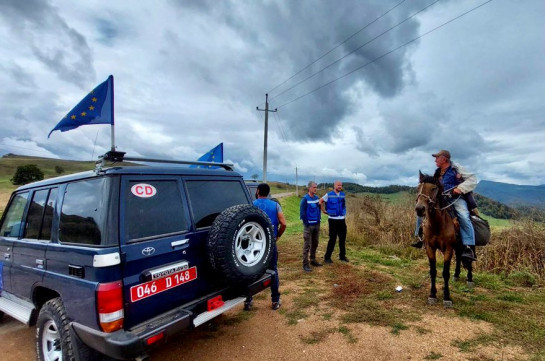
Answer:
[
  {"left": 208, "top": 204, "right": 274, "bottom": 285},
  {"left": 36, "top": 298, "right": 99, "bottom": 361}
]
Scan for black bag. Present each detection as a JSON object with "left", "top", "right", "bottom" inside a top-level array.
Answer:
[{"left": 471, "top": 215, "right": 491, "bottom": 246}]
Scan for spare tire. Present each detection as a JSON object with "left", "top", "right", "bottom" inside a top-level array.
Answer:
[{"left": 207, "top": 204, "right": 274, "bottom": 285}]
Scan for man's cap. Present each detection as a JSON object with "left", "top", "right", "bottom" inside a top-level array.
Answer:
[{"left": 432, "top": 150, "right": 451, "bottom": 159}]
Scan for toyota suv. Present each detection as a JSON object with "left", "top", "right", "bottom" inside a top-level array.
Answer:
[{"left": 0, "top": 151, "right": 274, "bottom": 361}]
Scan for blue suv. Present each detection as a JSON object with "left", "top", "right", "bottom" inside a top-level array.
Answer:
[{"left": 0, "top": 151, "right": 274, "bottom": 361}]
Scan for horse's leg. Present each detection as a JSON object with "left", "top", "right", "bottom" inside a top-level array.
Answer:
[
  {"left": 427, "top": 248, "right": 437, "bottom": 304},
  {"left": 443, "top": 248, "right": 454, "bottom": 308},
  {"left": 453, "top": 245, "right": 461, "bottom": 282},
  {"left": 465, "top": 257, "right": 474, "bottom": 287}
]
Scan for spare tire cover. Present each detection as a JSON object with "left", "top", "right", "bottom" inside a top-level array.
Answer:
[{"left": 207, "top": 204, "right": 274, "bottom": 285}]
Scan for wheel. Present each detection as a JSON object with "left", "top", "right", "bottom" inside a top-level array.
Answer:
[
  {"left": 36, "top": 298, "right": 99, "bottom": 361},
  {"left": 207, "top": 204, "right": 274, "bottom": 285}
]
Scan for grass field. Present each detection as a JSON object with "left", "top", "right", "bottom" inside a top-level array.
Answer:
[{"left": 277, "top": 195, "right": 545, "bottom": 358}]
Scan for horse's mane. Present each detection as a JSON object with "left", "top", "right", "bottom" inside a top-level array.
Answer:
[{"left": 420, "top": 173, "right": 436, "bottom": 184}]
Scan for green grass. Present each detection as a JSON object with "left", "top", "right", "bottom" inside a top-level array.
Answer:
[{"left": 273, "top": 200, "right": 545, "bottom": 357}]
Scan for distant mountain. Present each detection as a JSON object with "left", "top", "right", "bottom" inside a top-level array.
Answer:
[{"left": 475, "top": 180, "right": 545, "bottom": 209}]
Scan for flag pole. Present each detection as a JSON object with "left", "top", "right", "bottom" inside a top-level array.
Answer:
[{"left": 110, "top": 75, "right": 115, "bottom": 152}]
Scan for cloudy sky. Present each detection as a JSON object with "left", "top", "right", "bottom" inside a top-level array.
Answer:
[{"left": 1, "top": 0, "right": 543, "bottom": 186}]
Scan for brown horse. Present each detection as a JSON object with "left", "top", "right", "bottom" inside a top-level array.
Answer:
[{"left": 415, "top": 171, "right": 473, "bottom": 307}]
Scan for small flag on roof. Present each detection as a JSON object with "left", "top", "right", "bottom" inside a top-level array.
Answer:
[{"left": 190, "top": 143, "right": 223, "bottom": 168}]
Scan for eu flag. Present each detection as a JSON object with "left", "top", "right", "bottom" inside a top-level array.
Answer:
[
  {"left": 190, "top": 143, "right": 223, "bottom": 168},
  {"left": 48, "top": 75, "right": 113, "bottom": 138}
]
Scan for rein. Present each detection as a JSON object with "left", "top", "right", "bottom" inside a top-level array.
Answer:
[{"left": 417, "top": 186, "right": 461, "bottom": 211}]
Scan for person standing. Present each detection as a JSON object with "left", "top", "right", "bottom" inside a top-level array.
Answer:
[
  {"left": 320, "top": 180, "right": 349, "bottom": 263},
  {"left": 252, "top": 183, "right": 286, "bottom": 310},
  {"left": 300, "top": 181, "right": 322, "bottom": 272}
]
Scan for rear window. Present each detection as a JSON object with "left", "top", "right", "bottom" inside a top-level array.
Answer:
[
  {"left": 186, "top": 180, "right": 248, "bottom": 228},
  {"left": 124, "top": 180, "right": 188, "bottom": 241},
  {"left": 0, "top": 193, "right": 29, "bottom": 237},
  {"left": 59, "top": 178, "right": 108, "bottom": 246}
]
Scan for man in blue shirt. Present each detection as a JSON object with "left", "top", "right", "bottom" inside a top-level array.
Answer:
[
  {"left": 320, "top": 180, "right": 349, "bottom": 263},
  {"left": 252, "top": 183, "right": 286, "bottom": 310},
  {"left": 300, "top": 181, "right": 322, "bottom": 272}
]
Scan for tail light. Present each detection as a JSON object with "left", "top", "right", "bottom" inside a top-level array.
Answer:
[{"left": 97, "top": 281, "right": 124, "bottom": 332}]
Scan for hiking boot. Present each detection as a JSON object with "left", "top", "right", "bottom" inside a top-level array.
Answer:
[
  {"left": 461, "top": 246, "right": 477, "bottom": 261},
  {"left": 271, "top": 300, "right": 281, "bottom": 310},
  {"left": 340, "top": 257, "right": 350, "bottom": 263},
  {"left": 310, "top": 260, "right": 323, "bottom": 267},
  {"left": 303, "top": 265, "right": 312, "bottom": 272},
  {"left": 244, "top": 298, "right": 253, "bottom": 311},
  {"left": 324, "top": 258, "right": 333, "bottom": 264},
  {"left": 410, "top": 235, "right": 424, "bottom": 248}
]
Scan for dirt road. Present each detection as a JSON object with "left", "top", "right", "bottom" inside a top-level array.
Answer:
[{"left": 0, "top": 263, "right": 525, "bottom": 361}]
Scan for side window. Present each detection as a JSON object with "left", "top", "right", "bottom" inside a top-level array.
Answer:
[
  {"left": 40, "top": 188, "right": 57, "bottom": 241},
  {"left": 0, "top": 193, "right": 29, "bottom": 237},
  {"left": 59, "top": 179, "right": 107, "bottom": 246},
  {"left": 186, "top": 180, "right": 248, "bottom": 228},
  {"left": 124, "top": 180, "right": 188, "bottom": 241},
  {"left": 24, "top": 189, "right": 49, "bottom": 239}
]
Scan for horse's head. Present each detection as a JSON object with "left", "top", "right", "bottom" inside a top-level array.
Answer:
[{"left": 415, "top": 171, "right": 440, "bottom": 217}]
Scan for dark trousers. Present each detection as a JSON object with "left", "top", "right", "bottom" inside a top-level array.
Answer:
[
  {"left": 246, "top": 242, "right": 280, "bottom": 305},
  {"left": 302, "top": 223, "right": 320, "bottom": 267},
  {"left": 269, "top": 244, "right": 280, "bottom": 302},
  {"left": 324, "top": 218, "right": 347, "bottom": 260}
]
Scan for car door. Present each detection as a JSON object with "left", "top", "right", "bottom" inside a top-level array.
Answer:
[
  {"left": 119, "top": 176, "right": 199, "bottom": 328},
  {"left": 11, "top": 188, "right": 57, "bottom": 299},
  {"left": 0, "top": 192, "right": 30, "bottom": 294}
]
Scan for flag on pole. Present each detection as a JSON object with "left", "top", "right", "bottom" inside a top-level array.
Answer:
[
  {"left": 190, "top": 143, "right": 223, "bottom": 168},
  {"left": 48, "top": 75, "right": 114, "bottom": 138}
]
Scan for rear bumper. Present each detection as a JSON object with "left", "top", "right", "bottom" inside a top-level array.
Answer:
[{"left": 71, "top": 271, "right": 272, "bottom": 360}]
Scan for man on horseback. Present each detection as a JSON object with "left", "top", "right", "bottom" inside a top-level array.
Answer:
[{"left": 412, "top": 150, "right": 478, "bottom": 261}]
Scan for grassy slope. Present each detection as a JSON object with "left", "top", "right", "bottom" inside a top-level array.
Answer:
[{"left": 278, "top": 195, "right": 545, "bottom": 358}]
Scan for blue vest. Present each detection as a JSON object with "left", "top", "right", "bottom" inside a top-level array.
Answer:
[
  {"left": 300, "top": 194, "right": 321, "bottom": 224},
  {"left": 440, "top": 166, "right": 459, "bottom": 192},
  {"left": 253, "top": 198, "right": 279, "bottom": 236},
  {"left": 325, "top": 191, "right": 346, "bottom": 218}
]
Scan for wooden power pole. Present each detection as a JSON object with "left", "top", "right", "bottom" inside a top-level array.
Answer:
[{"left": 256, "top": 94, "right": 277, "bottom": 182}]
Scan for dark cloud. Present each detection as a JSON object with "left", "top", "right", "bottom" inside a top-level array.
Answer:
[{"left": 0, "top": 0, "right": 95, "bottom": 88}]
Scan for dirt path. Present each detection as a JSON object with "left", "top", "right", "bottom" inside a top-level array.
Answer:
[{"left": 0, "top": 263, "right": 526, "bottom": 361}]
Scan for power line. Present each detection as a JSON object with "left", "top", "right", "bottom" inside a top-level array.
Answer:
[
  {"left": 275, "top": 0, "right": 493, "bottom": 109},
  {"left": 272, "top": 111, "right": 288, "bottom": 142},
  {"left": 267, "top": 0, "right": 409, "bottom": 95},
  {"left": 269, "top": 0, "right": 441, "bottom": 103}
]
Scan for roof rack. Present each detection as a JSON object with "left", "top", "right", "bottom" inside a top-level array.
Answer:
[{"left": 95, "top": 150, "right": 234, "bottom": 173}]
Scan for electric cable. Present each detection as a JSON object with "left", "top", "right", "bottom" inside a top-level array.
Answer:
[
  {"left": 269, "top": 0, "right": 441, "bottom": 103},
  {"left": 267, "top": 0, "right": 409, "bottom": 95},
  {"left": 275, "top": 0, "right": 493, "bottom": 109}
]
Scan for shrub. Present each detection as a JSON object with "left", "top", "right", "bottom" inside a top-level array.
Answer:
[
  {"left": 55, "top": 165, "right": 65, "bottom": 174},
  {"left": 10, "top": 164, "right": 44, "bottom": 185}
]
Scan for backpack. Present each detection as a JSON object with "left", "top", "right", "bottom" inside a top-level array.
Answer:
[{"left": 471, "top": 214, "right": 491, "bottom": 246}]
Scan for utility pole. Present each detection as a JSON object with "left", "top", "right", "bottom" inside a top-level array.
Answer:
[
  {"left": 295, "top": 166, "right": 298, "bottom": 196},
  {"left": 256, "top": 94, "right": 277, "bottom": 183}
]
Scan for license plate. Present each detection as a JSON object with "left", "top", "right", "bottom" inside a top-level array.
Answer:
[{"left": 130, "top": 266, "right": 197, "bottom": 302}]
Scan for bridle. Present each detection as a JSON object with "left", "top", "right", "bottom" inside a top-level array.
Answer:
[{"left": 417, "top": 183, "right": 461, "bottom": 211}]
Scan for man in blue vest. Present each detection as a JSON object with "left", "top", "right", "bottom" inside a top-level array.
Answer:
[
  {"left": 252, "top": 183, "right": 286, "bottom": 310},
  {"left": 300, "top": 181, "right": 322, "bottom": 272},
  {"left": 320, "top": 180, "right": 349, "bottom": 263}
]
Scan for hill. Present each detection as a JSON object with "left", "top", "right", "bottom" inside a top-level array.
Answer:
[{"left": 476, "top": 180, "right": 545, "bottom": 209}]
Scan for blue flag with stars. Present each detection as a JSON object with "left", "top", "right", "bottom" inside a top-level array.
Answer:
[
  {"left": 190, "top": 143, "right": 223, "bottom": 168},
  {"left": 48, "top": 75, "right": 113, "bottom": 138}
]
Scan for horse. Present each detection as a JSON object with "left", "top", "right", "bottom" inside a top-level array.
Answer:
[{"left": 415, "top": 171, "right": 473, "bottom": 307}]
